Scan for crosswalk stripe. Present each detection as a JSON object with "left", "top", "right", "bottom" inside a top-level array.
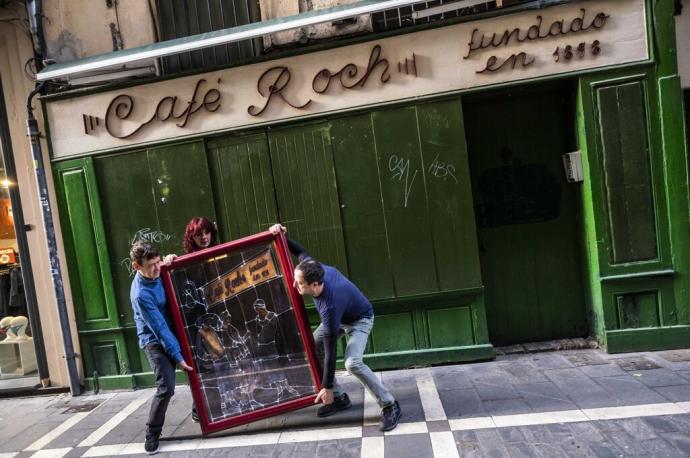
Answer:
[
  {"left": 12, "top": 394, "right": 690, "bottom": 457},
  {"left": 448, "top": 416, "right": 495, "bottom": 430},
  {"left": 196, "top": 432, "right": 278, "bottom": 449},
  {"left": 360, "top": 437, "right": 384, "bottom": 458},
  {"left": 82, "top": 444, "right": 127, "bottom": 457},
  {"left": 416, "top": 369, "right": 447, "bottom": 421},
  {"left": 279, "top": 426, "right": 362, "bottom": 443},
  {"left": 492, "top": 409, "right": 588, "bottom": 427},
  {"left": 24, "top": 412, "right": 90, "bottom": 451},
  {"left": 430, "top": 431, "right": 459, "bottom": 458},
  {"left": 78, "top": 397, "right": 149, "bottom": 447},
  {"left": 30, "top": 448, "right": 71, "bottom": 458},
  {"left": 384, "top": 421, "right": 428, "bottom": 436},
  {"left": 582, "top": 402, "right": 686, "bottom": 420}
]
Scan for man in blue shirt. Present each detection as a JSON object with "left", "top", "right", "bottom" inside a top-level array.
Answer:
[
  {"left": 270, "top": 225, "right": 401, "bottom": 431},
  {"left": 130, "top": 240, "right": 193, "bottom": 455}
]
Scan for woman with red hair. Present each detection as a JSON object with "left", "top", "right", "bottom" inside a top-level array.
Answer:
[
  {"left": 164, "top": 216, "right": 217, "bottom": 425},
  {"left": 183, "top": 216, "right": 217, "bottom": 254}
]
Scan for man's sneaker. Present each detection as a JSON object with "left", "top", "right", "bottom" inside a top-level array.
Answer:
[
  {"left": 144, "top": 434, "right": 159, "bottom": 455},
  {"left": 191, "top": 408, "right": 200, "bottom": 423},
  {"left": 317, "top": 393, "right": 352, "bottom": 417},
  {"left": 379, "top": 401, "right": 402, "bottom": 431}
]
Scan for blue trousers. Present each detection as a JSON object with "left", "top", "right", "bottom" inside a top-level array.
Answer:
[{"left": 144, "top": 343, "right": 176, "bottom": 437}]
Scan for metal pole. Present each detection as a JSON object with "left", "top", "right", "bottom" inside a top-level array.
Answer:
[
  {"left": 26, "top": 83, "right": 81, "bottom": 396},
  {"left": 0, "top": 78, "right": 50, "bottom": 387}
]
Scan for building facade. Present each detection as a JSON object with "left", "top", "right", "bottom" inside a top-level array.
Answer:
[{"left": 7, "top": 0, "right": 689, "bottom": 390}]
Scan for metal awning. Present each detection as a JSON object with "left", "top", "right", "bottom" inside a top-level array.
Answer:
[{"left": 36, "top": 0, "right": 446, "bottom": 82}]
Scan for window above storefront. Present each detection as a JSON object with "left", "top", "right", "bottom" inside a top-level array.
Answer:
[{"left": 155, "top": 0, "right": 261, "bottom": 74}]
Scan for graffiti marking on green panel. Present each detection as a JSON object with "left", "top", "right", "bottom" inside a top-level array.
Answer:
[
  {"left": 95, "top": 151, "right": 159, "bottom": 325},
  {"left": 371, "top": 107, "right": 436, "bottom": 296},
  {"left": 418, "top": 100, "right": 482, "bottom": 291},
  {"left": 331, "top": 115, "right": 395, "bottom": 300}
]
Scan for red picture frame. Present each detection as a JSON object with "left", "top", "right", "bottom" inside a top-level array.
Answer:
[{"left": 161, "top": 231, "right": 321, "bottom": 436}]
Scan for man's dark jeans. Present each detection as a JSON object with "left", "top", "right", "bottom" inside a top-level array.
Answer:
[{"left": 144, "top": 343, "right": 176, "bottom": 437}]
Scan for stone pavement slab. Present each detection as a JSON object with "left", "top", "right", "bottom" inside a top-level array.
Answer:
[{"left": 0, "top": 348, "right": 688, "bottom": 457}]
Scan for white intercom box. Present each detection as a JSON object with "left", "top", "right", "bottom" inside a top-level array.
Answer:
[{"left": 562, "top": 151, "right": 584, "bottom": 183}]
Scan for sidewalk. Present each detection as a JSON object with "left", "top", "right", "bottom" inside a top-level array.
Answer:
[{"left": 0, "top": 347, "right": 689, "bottom": 457}]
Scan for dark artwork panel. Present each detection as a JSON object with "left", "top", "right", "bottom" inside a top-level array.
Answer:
[{"left": 165, "top": 237, "right": 318, "bottom": 432}]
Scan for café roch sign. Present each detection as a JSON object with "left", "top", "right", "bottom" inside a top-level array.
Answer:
[{"left": 46, "top": 0, "right": 647, "bottom": 158}]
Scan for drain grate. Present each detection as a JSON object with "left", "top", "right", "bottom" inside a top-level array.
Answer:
[
  {"left": 62, "top": 401, "right": 102, "bottom": 414},
  {"left": 565, "top": 353, "right": 608, "bottom": 367},
  {"left": 615, "top": 357, "right": 660, "bottom": 371},
  {"left": 657, "top": 350, "right": 690, "bottom": 363}
]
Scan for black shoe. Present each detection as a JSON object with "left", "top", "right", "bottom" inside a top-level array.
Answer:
[
  {"left": 317, "top": 393, "right": 352, "bottom": 417},
  {"left": 191, "top": 408, "right": 199, "bottom": 423},
  {"left": 380, "top": 401, "right": 402, "bottom": 431},
  {"left": 144, "top": 434, "right": 159, "bottom": 455}
]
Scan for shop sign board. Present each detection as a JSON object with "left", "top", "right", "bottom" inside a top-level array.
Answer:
[
  {"left": 161, "top": 231, "right": 320, "bottom": 435},
  {"left": 0, "top": 248, "right": 16, "bottom": 265},
  {"left": 46, "top": 0, "right": 648, "bottom": 158}
]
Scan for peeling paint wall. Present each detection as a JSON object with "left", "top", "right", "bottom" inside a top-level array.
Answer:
[
  {"left": 259, "top": 0, "right": 371, "bottom": 49},
  {"left": 42, "top": 0, "right": 156, "bottom": 62}
]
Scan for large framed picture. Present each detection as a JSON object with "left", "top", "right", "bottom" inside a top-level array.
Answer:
[{"left": 161, "top": 231, "right": 321, "bottom": 435}]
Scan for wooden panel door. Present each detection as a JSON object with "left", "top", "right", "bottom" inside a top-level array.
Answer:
[{"left": 465, "top": 85, "right": 588, "bottom": 345}]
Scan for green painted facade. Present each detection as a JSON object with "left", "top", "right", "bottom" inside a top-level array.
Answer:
[{"left": 50, "top": 0, "right": 689, "bottom": 389}]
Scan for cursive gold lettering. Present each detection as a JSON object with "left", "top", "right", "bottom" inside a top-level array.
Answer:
[
  {"left": 173, "top": 79, "right": 206, "bottom": 128},
  {"left": 105, "top": 94, "right": 156, "bottom": 139},
  {"left": 477, "top": 52, "right": 535, "bottom": 74},
  {"left": 549, "top": 20, "right": 564, "bottom": 36},
  {"left": 104, "top": 79, "right": 223, "bottom": 139},
  {"left": 203, "top": 88, "right": 222, "bottom": 112},
  {"left": 155, "top": 96, "right": 177, "bottom": 122},
  {"left": 248, "top": 66, "right": 312, "bottom": 117},
  {"left": 312, "top": 45, "right": 391, "bottom": 94},
  {"left": 464, "top": 9, "right": 610, "bottom": 60}
]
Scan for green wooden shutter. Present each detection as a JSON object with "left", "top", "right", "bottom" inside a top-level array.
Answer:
[
  {"left": 207, "top": 134, "right": 278, "bottom": 240},
  {"left": 596, "top": 82, "right": 657, "bottom": 264},
  {"left": 54, "top": 158, "right": 130, "bottom": 377},
  {"left": 54, "top": 158, "right": 118, "bottom": 330},
  {"left": 331, "top": 100, "right": 481, "bottom": 299},
  {"left": 417, "top": 101, "right": 481, "bottom": 291},
  {"left": 94, "top": 149, "right": 159, "bottom": 325},
  {"left": 268, "top": 123, "right": 347, "bottom": 273},
  {"left": 331, "top": 115, "right": 395, "bottom": 300},
  {"left": 148, "top": 142, "right": 217, "bottom": 252},
  {"left": 370, "top": 106, "right": 437, "bottom": 296},
  {"left": 578, "top": 72, "right": 671, "bottom": 277},
  {"left": 578, "top": 70, "right": 674, "bottom": 341},
  {"left": 95, "top": 140, "right": 216, "bottom": 325}
]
